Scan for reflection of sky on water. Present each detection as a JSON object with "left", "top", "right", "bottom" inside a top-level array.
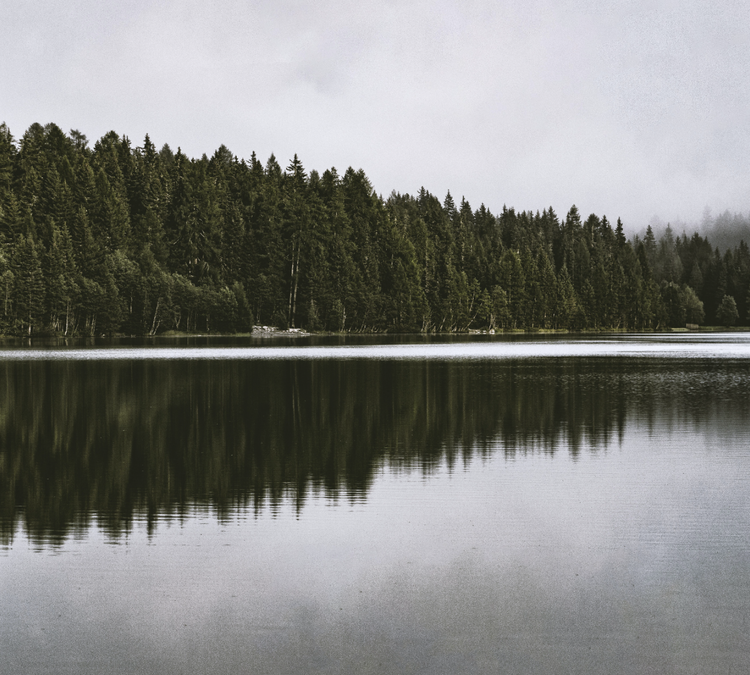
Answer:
[
  {"left": 3, "top": 425, "right": 749, "bottom": 674},
  {"left": 3, "top": 333, "right": 750, "bottom": 361},
  {"left": 2, "top": 339, "right": 750, "bottom": 673}
]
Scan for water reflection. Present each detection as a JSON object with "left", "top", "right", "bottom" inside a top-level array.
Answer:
[{"left": 2, "top": 354, "right": 749, "bottom": 546}]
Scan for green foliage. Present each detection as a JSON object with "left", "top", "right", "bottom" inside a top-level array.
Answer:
[
  {"left": 716, "top": 295, "right": 739, "bottom": 326},
  {"left": 11, "top": 235, "right": 45, "bottom": 334},
  {"left": 683, "top": 285, "right": 705, "bottom": 325},
  {"left": 0, "top": 121, "right": 746, "bottom": 335},
  {"left": 661, "top": 282, "right": 686, "bottom": 328}
]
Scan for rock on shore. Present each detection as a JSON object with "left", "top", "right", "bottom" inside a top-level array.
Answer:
[{"left": 251, "top": 325, "right": 311, "bottom": 337}]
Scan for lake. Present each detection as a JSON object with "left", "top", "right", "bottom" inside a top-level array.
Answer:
[{"left": 1, "top": 334, "right": 749, "bottom": 674}]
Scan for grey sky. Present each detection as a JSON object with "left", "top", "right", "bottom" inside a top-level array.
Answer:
[{"left": 2, "top": 0, "right": 748, "bottom": 229}]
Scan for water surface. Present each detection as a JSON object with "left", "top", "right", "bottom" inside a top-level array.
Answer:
[{"left": 1, "top": 334, "right": 749, "bottom": 674}]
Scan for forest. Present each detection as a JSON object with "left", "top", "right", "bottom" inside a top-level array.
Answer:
[{"left": 0, "top": 121, "right": 748, "bottom": 336}]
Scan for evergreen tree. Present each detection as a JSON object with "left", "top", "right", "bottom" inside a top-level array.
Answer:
[
  {"left": 615, "top": 218, "right": 626, "bottom": 248},
  {"left": 498, "top": 249, "right": 525, "bottom": 328},
  {"left": 283, "top": 154, "right": 310, "bottom": 328},
  {"left": 716, "top": 295, "right": 739, "bottom": 326},
  {"left": 661, "top": 282, "right": 686, "bottom": 327},
  {"left": 0, "top": 250, "right": 14, "bottom": 331},
  {"left": 488, "top": 286, "right": 510, "bottom": 330},
  {"left": 0, "top": 123, "right": 15, "bottom": 210},
  {"left": 46, "top": 225, "right": 79, "bottom": 334},
  {"left": 11, "top": 235, "right": 45, "bottom": 334},
  {"left": 0, "top": 121, "right": 741, "bottom": 336}
]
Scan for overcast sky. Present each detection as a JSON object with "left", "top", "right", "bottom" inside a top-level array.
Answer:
[{"left": 2, "top": 0, "right": 748, "bottom": 229}]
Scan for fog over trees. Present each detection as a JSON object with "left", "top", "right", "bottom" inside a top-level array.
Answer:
[
  {"left": 644, "top": 209, "right": 750, "bottom": 256},
  {"left": 699, "top": 210, "right": 750, "bottom": 255},
  {"left": 1, "top": 122, "right": 749, "bottom": 336}
]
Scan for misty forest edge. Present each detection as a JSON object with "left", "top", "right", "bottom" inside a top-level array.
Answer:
[{"left": 0, "top": 122, "right": 747, "bottom": 337}]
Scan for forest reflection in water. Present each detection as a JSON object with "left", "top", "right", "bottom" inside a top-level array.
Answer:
[{"left": 2, "top": 353, "right": 748, "bottom": 546}]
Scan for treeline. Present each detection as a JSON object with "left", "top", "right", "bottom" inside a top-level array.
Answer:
[{"left": 0, "top": 121, "right": 748, "bottom": 335}]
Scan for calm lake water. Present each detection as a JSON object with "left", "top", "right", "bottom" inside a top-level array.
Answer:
[{"left": 1, "top": 334, "right": 749, "bottom": 674}]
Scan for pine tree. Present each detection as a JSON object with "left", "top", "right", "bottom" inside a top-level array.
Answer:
[
  {"left": 11, "top": 235, "right": 45, "bottom": 334},
  {"left": 488, "top": 286, "right": 510, "bottom": 330},
  {"left": 661, "top": 282, "right": 686, "bottom": 327},
  {"left": 0, "top": 250, "right": 14, "bottom": 331},
  {"left": 537, "top": 249, "right": 558, "bottom": 328},
  {"left": 0, "top": 123, "right": 15, "bottom": 206},
  {"left": 498, "top": 249, "right": 525, "bottom": 328},
  {"left": 46, "top": 225, "right": 79, "bottom": 334},
  {"left": 615, "top": 218, "right": 626, "bottom": 248},
  {"left": 284, "top": 155, "right": 309, "bottom": 328}
]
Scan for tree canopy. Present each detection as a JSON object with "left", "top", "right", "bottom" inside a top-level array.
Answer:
[{"left": 0, "top": 121, "right": 746, "bottom": 336}]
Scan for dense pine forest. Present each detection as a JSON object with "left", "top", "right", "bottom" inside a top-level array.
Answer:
[{"left": 0, "top": 122, "right": 747, "bottom": 336}]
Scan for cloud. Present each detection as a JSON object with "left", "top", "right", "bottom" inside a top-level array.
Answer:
[{"left": 1, "top": 0, "right": 749, "bottom": 227}]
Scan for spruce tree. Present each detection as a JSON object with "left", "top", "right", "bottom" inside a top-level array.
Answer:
[{"left": 11, "top": 235, "right": 45, "bottom": 334}]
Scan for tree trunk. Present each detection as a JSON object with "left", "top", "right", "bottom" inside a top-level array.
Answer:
[{"left": 150, "top": 298, "right": 161, "bottom": 335}]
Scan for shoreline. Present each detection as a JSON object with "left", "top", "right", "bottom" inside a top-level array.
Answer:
[{"left": 1, "top": 326, "right": 749, "bottom": 340}]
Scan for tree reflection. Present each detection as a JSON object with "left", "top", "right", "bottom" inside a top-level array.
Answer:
[{"left": 1, "top": 357, "right": 747, "bottom": 544}]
